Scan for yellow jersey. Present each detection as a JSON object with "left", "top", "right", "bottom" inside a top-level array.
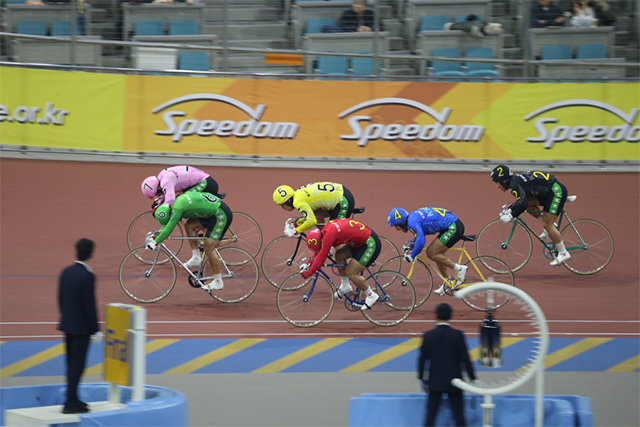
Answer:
[{"left": 293, "top": 182, "right": 344, "bottom": 233}]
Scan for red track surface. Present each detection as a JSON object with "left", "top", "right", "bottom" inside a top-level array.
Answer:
[{"left": 1, "top": 158, "right": 638, "bottom": 339}]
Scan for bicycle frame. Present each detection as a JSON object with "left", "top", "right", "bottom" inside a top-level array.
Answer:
[{"left": 505, "top": 209, "right": 589, "bottom": 253}]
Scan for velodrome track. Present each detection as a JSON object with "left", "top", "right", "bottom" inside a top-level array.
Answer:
[{"left": 1, "top": 158, "right": 638, "bottom": 341}]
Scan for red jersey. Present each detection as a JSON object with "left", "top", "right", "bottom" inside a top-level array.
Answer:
[{"left": 304, "top": 219, "right": 372, "bottom": 277}]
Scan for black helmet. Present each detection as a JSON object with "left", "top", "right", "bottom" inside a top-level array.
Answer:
[{"left": 491, "top": 165, "right": 512, "bottom": 183}]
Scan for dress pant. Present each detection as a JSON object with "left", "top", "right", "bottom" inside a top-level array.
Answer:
[
  {"left": 425, "top": 389, "right": 465, "bottom": 427},
  {"left": 64, "top": 333, "right": 91, "bottom": 403}
]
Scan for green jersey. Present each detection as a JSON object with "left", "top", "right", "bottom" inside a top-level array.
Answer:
[{"left": 155, "top": 192, "right": 221, "bottom": 243}]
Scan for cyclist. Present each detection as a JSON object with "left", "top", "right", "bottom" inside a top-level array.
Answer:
[
  {"left": 387, "top": 207, "right": 467, "bottom": 296},
  {"left": 490, "top": 165, "right": 571, "bottom": 266},
  {"left": 300, "top": 218, "right": 381, "bottom": 311},
  {"left": 145, "top": 192, "right": 233, "bottom": 292},
  {"left": 141, "top": 165, "right": 221, "bottom": 268},
  {"left": 272, "top": 182, "right": 355, "bottom": 237}
]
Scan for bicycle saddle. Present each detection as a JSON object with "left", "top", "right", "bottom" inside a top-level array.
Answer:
[
  {"left": 462, "top": 235, "right": 477, "bottom": 242},
  {"left": 353, "top": 207, "right": 365, "bottom": 214},
  {"left": 217, "top": 193, "right": 226, "bottom": 199}
]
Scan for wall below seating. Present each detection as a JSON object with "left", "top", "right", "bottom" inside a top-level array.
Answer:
[
  {"left": 0, "top": 383, "right": 188, "bottom": 427},
  {"left": 349, "top": 393, "right": 593, "bottom": 427}
]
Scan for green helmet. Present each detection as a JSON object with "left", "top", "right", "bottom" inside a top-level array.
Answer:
[{"left": 153, "top": 204, "right": 172, "bottom": 225}]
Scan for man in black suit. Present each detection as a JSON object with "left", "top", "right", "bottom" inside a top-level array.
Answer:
[
  {"left": 58, "top": 238, "right": 99, "bottom": 414},
  {"left": 418, "top": 303, "right": 476, "bottom": 427}
]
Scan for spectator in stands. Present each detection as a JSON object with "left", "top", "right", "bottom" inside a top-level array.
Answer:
[
  {"left": 338, "top": 0, "right": 385, "bottom": 33},
  {"left": 530, "top": 0, "right": 565, "bottom": 28},
  {"left": 588, "top": 0, "right": 615, "bottom": 26},
  {"left": 445, "top": 14, "right": 490, "bottom": 37},
  {"left": 569, "top": 0, "right": 597, "bottom": 27}
]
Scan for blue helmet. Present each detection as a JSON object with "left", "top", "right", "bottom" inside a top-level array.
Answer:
[{"left": 387, "top": 208, "right": 408, "bottom": 227}]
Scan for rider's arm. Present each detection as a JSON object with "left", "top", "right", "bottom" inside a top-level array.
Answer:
[
  {"left": 409, "top": 218, "right": 427, "bottom": 260},
  {"left": 294, "top": 202, "right": 317, "bottom": 234},
  {"left": 154, "top": 208, "right": 182, "bottom": 243},
  {"left": 160, "top": 174, "right": 178, "bottom": 206},
  {"left": 303, "top": 227, "right": 337, "bottom": 277},
  {"left": 508, "top": 180, "right": 529, "bottom": 217}
]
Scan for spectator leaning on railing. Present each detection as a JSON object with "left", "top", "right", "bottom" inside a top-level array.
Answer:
[{"left": 338, "top": 0, "right": 385, "bottom": 33}]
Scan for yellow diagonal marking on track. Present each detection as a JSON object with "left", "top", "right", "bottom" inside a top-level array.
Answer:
[
  {"left": 341, "top": 338, "right": 421, "bottom": 373},
  {"left": 0, "top": 343, "right": 65, "bottom": 377},
  {"left": 543, "top": 338, "right": 612, "bottom": 370},
  {"left": 255, "top": 338, "right": 351, "bottom": 373},
  {"left": 85, "top": 339, "right": 179, "bottom": 376},
  {"left": 166, "top": 339, "right": 265, "bottom": 374},
  {"left": 606, "top": 355, "right": 640, "bottom": 372},
  {"left": 468, "top": 337, "right": 525, "bottom": 362}
]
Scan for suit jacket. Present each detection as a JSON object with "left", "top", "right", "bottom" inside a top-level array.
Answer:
[
  {"left": 58, "top": 262, "right": 99, "bottom": 336},
  {"left": 339, "top": 9, "right": 385, "bottom": 32},
  {"left": 418, "top": 324, "right": 475, "bottom": 392}
]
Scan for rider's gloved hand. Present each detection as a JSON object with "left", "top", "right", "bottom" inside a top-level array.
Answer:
[
  {"left": 299, "top": 259, "right": 312, "bottom": 274},
  {"left": 284, "top": 223, "right": 298, "bottom": 238},
  {"left": 500, "top": 209, "right": 513, "bottom": 223},
  {"left": 145, "top": 235, "right": 158, "bottom": 250},
  {"left": 403, "top": 253, "right": 414, "bottom": 263}
]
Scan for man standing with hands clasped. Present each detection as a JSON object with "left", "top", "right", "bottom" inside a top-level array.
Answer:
[
  {"left": 418, "top": 303, "right": 476, "bottom": 427},
  {"left": 58, "top": 238, "right": 100, "bottom": 414}
]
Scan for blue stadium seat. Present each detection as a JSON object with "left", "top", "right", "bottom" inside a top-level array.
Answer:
[
  {"left": 305, "top": 17, "right": 335, "bottom": 34},
  {"left": 541, "top": 45, "right": 572, "bottom": 60},
  {"left": 577, "top": 44, "right": 606, "bottom": 59},
  {"left": 4, "top": 0, "right": 28, "bottom": 4},
  {"left": 178, "top": 52, "right": 209, "bottom": 71},
  {"left": 430, "top": 47, "right": 462, "bottom": 74},
  {"left": 419, "top": 15, "right": 449, "bottom": 31},
  {"left": 169, "top": 20, "right": 199, "bottom": 36},
  {"left": 467, "top": 69, "right": 500, "bottom": 80},
  {"left": 50, "top": 21, "right": 82, "bottom": 36},
  {"left": 16, "top": 21, "right": 46, "bottom": 36},
  {"left": 351, "top": 51, "right": 381, "bottom": 76},
  {"left": 317, "top": 55, "right": 349, "bottom": 75},
  {"left": 465, "top": 47, "right": 495, "bottom": 72},
  {"left": 134, "top": 20, "right": 164, "bottom": 36}
]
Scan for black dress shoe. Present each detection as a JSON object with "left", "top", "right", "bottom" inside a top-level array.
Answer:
[{"left": 62, "top": 404, "right": 89, "bottom": 414}]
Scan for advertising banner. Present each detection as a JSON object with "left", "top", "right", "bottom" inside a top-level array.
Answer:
[
  {"left": 104, "top": 304, "right": 131, "bottom": 386},
  {"left": 0, "top": 67, "right": 125, "bottom": 151},
  {"left": 2, "top": 67, "right": 638, "bottom": 160}
]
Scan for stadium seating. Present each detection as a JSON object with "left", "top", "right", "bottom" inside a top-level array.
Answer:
[
  {"left": 317, "top": 54, "right": 349, "bottom": 75},
  {"left": 430, "top": 47, "right": 463, "bottom": 75},
  {"left": 541, "top": 45, "right": 572, "bottom": 60},
  {"left": 577, "top": 44, "right": 607, "bottom": 59},
  {"left": 351, "top": 51, "right": 381, "bottom": 75},
  {"left": 169, "top": 20, "right": 199, "bottom": 36},
  {"left": 178, "top": 51, "right": 209, "bottom": 71},
  {"left": 16, "top": 21, "right": 46, "bottom": 36},
  {"left": 305, "top": 17, "right": 335, "bottom": 35},
  {"left": 465, "top": 46, "right": 497, "bottom": 73},
  {"left": 135, "top": 20, "right": 164, "bottom": 36},
  {"left": 419, "top": 15, "right": 449, "bottom": 31}
]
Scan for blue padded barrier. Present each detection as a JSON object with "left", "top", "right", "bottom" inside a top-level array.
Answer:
[
  {"left": 349, "top": 393, "right": 591, "bottom": 427},
  {"left": 0, "top": 383, "right": 188, "bottom": 427}
]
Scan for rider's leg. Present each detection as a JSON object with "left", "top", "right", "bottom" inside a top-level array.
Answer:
[
  {"left": 345, "top": 259, "right": 379, "bottom": 310},
  {"left": 200, "top": 238, "right": 223, "bottom": 291},
  {"left": 334, "top": 246, "right": 352, "bottom": 294},
  {"left": 184, "top": 219, "right": 203, "bottom": 266}
]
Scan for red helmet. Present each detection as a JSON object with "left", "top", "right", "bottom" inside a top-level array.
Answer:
[{"left": 306, "top": 229, "right": 322, "bottom": 252}]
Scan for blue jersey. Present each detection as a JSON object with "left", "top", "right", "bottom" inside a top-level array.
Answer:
[{"left": 407, "top": 207, "right": 458, "bottom": 259}]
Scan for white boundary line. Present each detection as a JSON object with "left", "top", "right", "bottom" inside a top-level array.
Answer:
[{"left": 2, "top": 320, "right": 639, "bottom": 325}]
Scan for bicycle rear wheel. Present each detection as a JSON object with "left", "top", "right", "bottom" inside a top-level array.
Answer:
[
  {"left": 261, "top": 235, "right": 314, "bottom": 288},
  {"left": 380, "top": 256, "right": 433, "bottom": 309},
  {"left": 476, "top": 219, "right": 532, "bottom": 273},
  {"left": 461, "top": 256, "right": 514, "bottom": 311},
  {"left": 127, "top": 211, "right": 184, "bottom": 264},
  {"left": 362, "top": 270, "right": 415, "bottom": 326},
  {"left": 119, "top": 247, "right": 177, "bottom": 303},
  {"left": 219, "top": 212, "right": 263, "bottom": 264},
  {"left": 561, "top": 219, "right": 614, "bottom": 275},
  {"left": 277, "top": 274, "right": 335, "bottom": 327},
  {"left": 202, "top": 247, "right": 259, "bottom": 303}
]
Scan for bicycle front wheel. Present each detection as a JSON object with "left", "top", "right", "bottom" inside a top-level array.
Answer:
[
  {"left": 561, "top": 219, "right": 614, "bottom": 275},
  {"left": 277, "top": 274, "right": 335, "bottom": 327},
  {"left": 119, "top": 247, "right": 177, "bottom": 303},
  {"left": 461, "top": 256, "right": 515, "bottom": 311},
  {"left": 380, "top": 256, "right": 433, "bottom": 309},
  {"left": 261, "top": 235, "right": 314, "bottom": 288},
  {"left": 127, "top": 211, "right": 184, "bottom": 264},
  {"left": 202, "top": 247, "right": 259, "bottom": 303},
  {"left": 476, "top": 219, "right": 532, "bottom": 273},
  {"left": 219, "top": 212, "right": 263, "bottom": 264},
  {"left": 362, "top": 270, "right": 415, "bottom": 326}
]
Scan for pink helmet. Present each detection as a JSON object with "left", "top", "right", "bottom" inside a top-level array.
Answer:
[
  {"left": 306, "top": 229, "right": 322, "bottom": 252},
  {"left": 141, "top": 176, "right": 160, "bottom": 199}
]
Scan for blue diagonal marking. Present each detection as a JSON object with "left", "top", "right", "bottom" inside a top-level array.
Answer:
[
  {"left": 17, "top": 342, "right": 104, "bottom": 377},
  {"left": 147, "top": 339, "right": 234, "bottom": 373},
  {"left": 548, "top": 338, "right": 640, "bottom": 372},
  {"left": 0, "top": 341, "right": 63, "bottom": 368}
]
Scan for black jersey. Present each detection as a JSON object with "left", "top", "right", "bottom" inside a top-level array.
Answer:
[{"left": 508, "top": 171, "right": 558, "bottom": 217}]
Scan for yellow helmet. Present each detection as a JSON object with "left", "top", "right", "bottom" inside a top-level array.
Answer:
[{"left": 273, "top": 185, "right": 294, "bottom": 205}]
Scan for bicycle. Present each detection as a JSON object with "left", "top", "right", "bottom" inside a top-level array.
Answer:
[
  {"left": 380, "top": 236, "right": 516, "bottom": 311},
  {"left": 261, "top": 207, "right": 400, "bottom": 288},
  {"left": 127, "top": 206, "right": 262, "bottom": 265},
  {"left": 475, "top": 196, "right": 614, "bottom": 275},
  {"left": 119, "top": 234, "right": 259, "bottom": 304},
  {"left": 276, "top": 260, "right": 416, "bottom": 327}
]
